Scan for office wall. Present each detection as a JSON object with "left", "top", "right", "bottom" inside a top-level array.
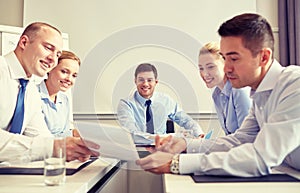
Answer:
[
  {"left": 21, "top": 0, "right": 259, "bottom": 115},
  {"left": 256, "top": 0, "right": 279, "bottom": 61},
  {"left": 0, "top": 0, "right": 23, "bottom": 27}
]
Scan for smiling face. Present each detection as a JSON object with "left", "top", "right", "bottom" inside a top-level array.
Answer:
[
  {"left": 19, "top": 26, "right": 63, "bottom": 78},
  {"left": 199, "top": 53, "right": 225, "bottom": 89},
  {"left": 135, "top": 71, "right": 158, "bottom": 99},
  {"left": 46, "top": 58, "right": 80, "bottom": 94}
]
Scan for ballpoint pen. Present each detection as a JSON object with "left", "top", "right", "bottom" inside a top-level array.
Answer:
[{"left": 205, "top": 130, "right": 213, "bottom": 139}]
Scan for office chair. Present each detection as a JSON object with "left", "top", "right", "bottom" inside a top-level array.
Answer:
[{"left": 166, "top": 120, "right": 175, "bottom": 133}]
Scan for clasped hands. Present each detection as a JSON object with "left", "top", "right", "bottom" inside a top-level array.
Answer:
[{"left": 136, "top": 135, "right": 187, "bottom": 174}]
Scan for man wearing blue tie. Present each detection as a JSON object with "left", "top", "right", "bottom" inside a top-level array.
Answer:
[
  {"left": 0, "top": 22, "right": 98, "bottom": 163},
  {"left": 117, "top": 63, "right": 204, "bottom": 143}
]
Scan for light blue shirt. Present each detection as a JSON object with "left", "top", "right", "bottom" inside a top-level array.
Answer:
[
  {"left": 212, "top": 80, "right": 251, "bottom": 134},
  {"left": 182, "top": 60, "right": 300, "bottom": 176},
  {"left": 37, "top": 81, "right": 72, "bottom": 137},
  {"left": 117, "top": 91, "right": 204, "bottom": 137}
]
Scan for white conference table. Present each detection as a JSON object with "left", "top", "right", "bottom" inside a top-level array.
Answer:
[
  {"left": 0, "top": 157, "right": 121, "bottom": 193},
  {"left": 163, "top": 165, "right": 300, "bottom": 193}
]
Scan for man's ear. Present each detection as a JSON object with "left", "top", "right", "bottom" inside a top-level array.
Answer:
[
  {"left": 260, "top": 48, "right": 272, "bottom": 67},
  {"left": 18, "top": 35, "right": 29, "bottom": 50}
]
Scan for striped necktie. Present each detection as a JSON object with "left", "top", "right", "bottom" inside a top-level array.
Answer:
[{"left": 10, "top": 79, "right": 28, "bottom": 134}]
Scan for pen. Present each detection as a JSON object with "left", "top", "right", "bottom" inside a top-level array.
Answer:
[{"left": 205, "top": 130, "right": 213, "bottom": 139}]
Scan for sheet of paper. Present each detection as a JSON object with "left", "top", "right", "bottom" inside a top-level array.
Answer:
[
  {"left": 132, "top": 133, "right": 154, "bottom": 144},
  {"left": 75, "top": 121, "right": 140, "bottom": 161}
]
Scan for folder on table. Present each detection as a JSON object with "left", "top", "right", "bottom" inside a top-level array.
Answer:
[
  {"left": 0, "top": 157, "right": 97, "bottom": 175},
  {"left": 191, "top": 173, "right": 300, "bottom": 183}
]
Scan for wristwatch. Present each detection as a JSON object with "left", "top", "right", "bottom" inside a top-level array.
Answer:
[{"left": 170, "top": 154, "right": 180, "bottom": 174}]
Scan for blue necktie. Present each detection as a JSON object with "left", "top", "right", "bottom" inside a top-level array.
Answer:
[
  {"left": 145, "top": 100, "right": 154, "bottom": 134},
  {"left": 10, "top": 79, "right": 29, "bottom": 134}
]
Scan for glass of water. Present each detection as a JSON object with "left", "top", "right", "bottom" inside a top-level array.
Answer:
[{"left": 44, "top": 137, "right": 66, "bottom": 186}]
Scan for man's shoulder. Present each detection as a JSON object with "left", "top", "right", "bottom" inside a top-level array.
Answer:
[
  {"left": 274, "top": 65, "right": 300, "bottom": 92},
  {"left": 152, "top": 92, "right": 177, "bottom": 106},
  {"left": 119, "top": 91, "right": 138, "bottom": 106},
  {"left": 0, "top": 55, "right": 8, "bottom": 68},
  {"left": 280, "top": 65, "right": 300, "bottom": 82},
  {"left": 154, "top": 91, "right": 172, "bottom": 99},
  {"left": 122, "top": 91, "right": 137, "bottom": 101},
  {"left": 0, "top": 56, "right": 9, "bottom": 80},
  {"left": 283, "top": 65, "right": 300, "bottom": 73}
]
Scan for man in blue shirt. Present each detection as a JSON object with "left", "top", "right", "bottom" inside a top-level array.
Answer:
[{"left": 117, "top": 63, "right": 204, "bottom": 143}]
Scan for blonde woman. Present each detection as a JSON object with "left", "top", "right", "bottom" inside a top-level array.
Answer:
[
  {"left": 38, "top": 50, "right": 80, "bottom": 137},
  {"left": 198, "top": 42, "right": 251, "bottom": 135}
]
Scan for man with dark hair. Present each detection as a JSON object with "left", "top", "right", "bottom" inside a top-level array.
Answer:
[
  {"left": 0, "top": 22, "right": 98, "bottom": 163},
  {"left": 117, "top": 63, "right": 204, "bottom": 143},
  {"left": 136, "top": 13, "right": 300, "bottom": 177}
]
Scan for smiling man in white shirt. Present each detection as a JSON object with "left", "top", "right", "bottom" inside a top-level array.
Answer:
[{"left": 0, "top": 22, "right": 98, "bottom": 163}]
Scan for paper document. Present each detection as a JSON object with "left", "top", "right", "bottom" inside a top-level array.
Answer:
[
  {"left": 132, "top": 133, "right": 154, "bottom": 144},
  {"left": 75, "top": 121, "right": 140, "bottom": 161}
]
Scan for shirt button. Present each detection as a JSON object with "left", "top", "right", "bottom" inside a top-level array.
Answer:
[
  {"left": 260, "top": 106, "right": 263, "bottom": 110},
  {"left": 192, "top": 149, "right": 196, "bottom": 153}
]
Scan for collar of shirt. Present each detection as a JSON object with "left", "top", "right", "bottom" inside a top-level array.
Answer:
[
  {"left": 251, "top": 60, "right": 284, "bottom": 96},
  {"left": 134, "top": 91, "right": 157, "bottom": 107},
  {"left": 212, "top": 80, "right": 232, "bottom": 98},
  {"left": 5, "top": 52, "right": 29, "bottom": 81},
  {"left": 38, "top": 80, "right": 64, "bottom": 105}
]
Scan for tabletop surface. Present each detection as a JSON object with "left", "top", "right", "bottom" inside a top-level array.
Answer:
[{"left": 0, "top": 157, "right": 119, "bottom": 193}]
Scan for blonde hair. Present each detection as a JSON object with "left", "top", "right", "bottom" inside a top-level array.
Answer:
[
  {"left": 199, "top": 42, "right": 223, "bottom": 61},
  {"left": 58, "top": 50, "right": 81, "bottom": 66}
]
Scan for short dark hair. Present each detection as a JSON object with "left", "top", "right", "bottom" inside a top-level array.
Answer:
[
  {"left": 134, "top": 63, "right": 158, "bottom": 79},
  {"left": 21, "top": 22, "right": 61, "bottom": 42},
  {"left": 218, "top": 13, "right": 274, "bottom": 58}
]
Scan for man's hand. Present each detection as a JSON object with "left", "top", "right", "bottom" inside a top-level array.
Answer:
[
  {"left": 136, "top": 151, "right": 174, "bottom": 174},
  {"left": 64, "top": 129, "right": 100, "bottom": 162},
  {"left": 148, "top": 135, "right": 187, "bottom": 154},
  {"left": 136, "top": 134, "right": 187, "bottom": 174}
]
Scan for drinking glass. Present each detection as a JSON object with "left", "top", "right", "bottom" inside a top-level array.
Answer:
[{"left": 44, "top": 137, "right": 66, "bottom": 186}]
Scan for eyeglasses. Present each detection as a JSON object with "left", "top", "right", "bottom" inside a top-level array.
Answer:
[{"left": 136, "top": 77, "right": 156, "bottom": 84}]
